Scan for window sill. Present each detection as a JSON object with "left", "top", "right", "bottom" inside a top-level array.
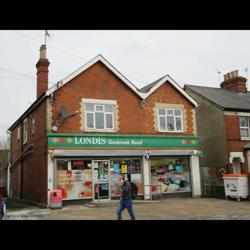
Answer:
[
  {"left": 241, "top": 137, "right": 250, "bottom": 141},
  {"left": 85, "top": 129, "right": 116, "bottom": 133},
  {"left": 158, "top": 130, "right": 184, "bottom": 133}
]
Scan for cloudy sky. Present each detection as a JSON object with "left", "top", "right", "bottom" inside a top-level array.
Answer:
[{"left": 1, "top": 30, "right": 250, "bottom": 137}]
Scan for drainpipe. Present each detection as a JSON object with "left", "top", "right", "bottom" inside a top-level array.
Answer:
[
  {"left": 20, "top": 122, "right": 24, "bottom": 200},
  {"left": 7, "top": 163, "right": 10, "bottom": 197},
  {"left": 6, "top": 130, "right": 11, "bottom": 197}
]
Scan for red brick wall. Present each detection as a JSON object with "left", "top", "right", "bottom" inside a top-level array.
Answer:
[
  {"left": 10, "top": 126, "right": 22, "bottom": 198},
  {"left": 143, "top": 83, "right": 194, "bottom": 135},
  {"left": 224, "top": 115, "right": 249, "bottom": 173},
  {"left": 10, "top": 100, "right": 48, "bottom": 205},
  {"left": 52, "top": 62, "right": 143, "bottom": 133},
  {"left": 52, "top": 62, "right": 196, "bottom": 135}
]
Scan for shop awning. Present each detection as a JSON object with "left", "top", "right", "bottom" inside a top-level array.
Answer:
[
  {"left": 53, "top": 150, "right": 145, "bottom": 157},
  {"left": 148, "top": 150, "right": 193, "bottom": 156},
  {"left": 53, "top": 149, "right": 194, "bottom": 157}
]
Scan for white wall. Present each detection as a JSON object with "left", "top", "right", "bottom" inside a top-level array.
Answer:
[
  {"left": 47, "top": 151, "right": 54, "bottom": 206},
  {"left": 190, "top": 153, "right": 201, "bottom": 197},
  {"left": 142, "top": 155, "right": 151, "bottom": 200}
]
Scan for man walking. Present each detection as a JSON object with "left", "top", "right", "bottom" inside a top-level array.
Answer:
[{"left": 117, "top": 174, "right": 136, "bottom": 220}]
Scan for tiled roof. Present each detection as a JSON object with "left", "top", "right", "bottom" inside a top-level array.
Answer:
[
  {"left": 138, "top": 75, "right": 167, "bottom": 93},
  {"left": 185, "top": 84, "right": 250, "bottom": 110}
]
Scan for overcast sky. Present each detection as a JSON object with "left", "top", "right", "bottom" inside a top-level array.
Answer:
[{"left": 1, "top": 30, "right": 250, "bottom": 138}]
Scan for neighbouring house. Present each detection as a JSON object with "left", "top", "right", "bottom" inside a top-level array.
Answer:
[
  {"left": 184, "top": 70, "right": 250, "bottom": 195},
  {"left": 8, "top": 44, "right": 201, "bottom": 207},
  {"left": 0, "top": 149, "right": 8, "bottom": 196}
]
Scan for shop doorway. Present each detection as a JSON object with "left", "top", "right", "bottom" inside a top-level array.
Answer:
[{"left": 92, "top": 160, "right": 110, "bottom": 201}]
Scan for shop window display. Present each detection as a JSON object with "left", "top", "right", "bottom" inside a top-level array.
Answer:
[
  {"left": 56, "top": 160, "right": 93, "bottom": 200},
  {"left": 151, "top": 158, "right": 191, "bottom": 194},
  {"left": 110, "top": 159, "right": 143, "bottom": 197}
]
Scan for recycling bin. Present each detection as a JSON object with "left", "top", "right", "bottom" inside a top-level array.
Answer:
[
  {"left": 49, "top": 189, "right": 62, "bottom": 209},
  {"left": 223, "top": 174, "right": 249, "bottom": 201}
]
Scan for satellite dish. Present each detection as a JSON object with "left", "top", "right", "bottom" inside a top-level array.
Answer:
[
  {"left": 52, "top": 126, "right": 58, "bottom": 132},
  {"left": 60, "top": 106, "right": 68, "bottom": 121}
]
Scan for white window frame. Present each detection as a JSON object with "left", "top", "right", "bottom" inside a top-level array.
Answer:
[
  {"left": 82, "top": 98, "right": 116, "bottom": 132},
  {"left": 240, "top": 116, "right": 250, "bottom": 140},
  {"left": 23, "top": 118, "right": 28, "bottom": 144},
  {"left": 17, "top": 126, "right": 20, "bottom": 141},
  {"left": 32, "top": 117, "right": 36, "bottom": 135},
  {"left": 157, "top": 107, "right": 184, "bottom": 133}
]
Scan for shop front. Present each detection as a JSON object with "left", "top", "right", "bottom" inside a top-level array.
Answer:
[
  {"left": 54, "top": 157, "right": 143, "bottom": 201},
  {"left": 47, "top": 133, "right": 201, "bottom": 203}
]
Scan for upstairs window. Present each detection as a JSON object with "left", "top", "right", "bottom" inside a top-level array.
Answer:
[
  {"left": 157, "top": 108, "right": 183, "bottom": 132},
  {"left": 240, "top": 116, "right": 250, "bottom": 138},
  {"left": 83, "top": 99, "right": 116, "bottom": 132},
  {"left": 32, "top": 118, "right": 36, "bottom": 135},
  {"left": 17, "top": 126, "right": 21, "bottom": 141},
  {"left": 23, "top": 118, "right": 28, "bottom": 144}
]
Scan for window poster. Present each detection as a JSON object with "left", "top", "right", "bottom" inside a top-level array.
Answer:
[
  {"left": 110, "top": 160, "right": 122, "bottom": 197},
  {"left": 110, "top": 159, "right": 143, "bottom": 197},
  {"left": 151, "top": 157, "right": 191, "bottom": 194},
  {"left": 56, "top": 160, "right": 93, "bottom": 200}
]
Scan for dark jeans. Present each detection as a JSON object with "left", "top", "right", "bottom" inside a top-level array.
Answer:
[{"left": 117, "top": 199, "right": 135, "bottom": 220}]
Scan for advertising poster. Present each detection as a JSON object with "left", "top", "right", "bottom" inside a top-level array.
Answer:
[
  {"left": 110, "top": 160, "right": 122, "bottom": 197},
  {"left": 110, "top": 159, "right": 143, "bottom": 197},
  {"left": 56, "top": 160, "right": 93, "bottom": 199}
]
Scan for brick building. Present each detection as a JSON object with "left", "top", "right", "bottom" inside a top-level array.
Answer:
[
  {"left": 185, "top": 70, "right": 250, "bottom": 190},
  {"left": 8, "top": 45, "right": 201, "bottom": 206}
]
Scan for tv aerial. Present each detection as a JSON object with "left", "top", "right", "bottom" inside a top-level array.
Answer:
[
  {"left": 45, "top": 30, "right": 50, "bottom": 45},
  {"left": 215, "top": 67, "right": 221, "bottom": 83}
]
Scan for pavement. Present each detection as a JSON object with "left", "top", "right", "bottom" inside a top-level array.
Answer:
[{"left": 4, "top": 197, "right": 250, "bottom": 220}]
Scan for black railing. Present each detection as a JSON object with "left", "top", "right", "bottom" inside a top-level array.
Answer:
[{"left": 93, "top": 183, "right": 163, "bottom": 205}]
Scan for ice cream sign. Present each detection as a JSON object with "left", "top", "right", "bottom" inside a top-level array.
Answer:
[{"left": 48, "top": 133, "right": 199, "bottom": 149}]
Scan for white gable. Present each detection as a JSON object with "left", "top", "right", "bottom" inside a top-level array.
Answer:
[
  {"left": 46, "top": 54, "right": 144, "bottom": 99},
  {"left": 46, "top": 54, "right": 198, "bottom": 107},
  {"left": 140, "top": 75, "right": 198, "bottom": 107}
]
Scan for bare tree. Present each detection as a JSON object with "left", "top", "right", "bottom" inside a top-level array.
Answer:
[
  {"left": 0, "top": 135, "right": 9, "bottom": 192},
  {"left": 0, "top": 134, "right": 10, "bottom": 150}
]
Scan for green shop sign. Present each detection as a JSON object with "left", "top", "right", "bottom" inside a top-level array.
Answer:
[{"left": 48, "top": 133, "right": 199, "bottom": 149}]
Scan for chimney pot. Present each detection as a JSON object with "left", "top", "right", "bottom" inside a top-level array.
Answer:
[
  {"left": 230, "top": 71, "right": 234, "bottom": 78},
  {"left": 227, "top": 73, "right": 231, "bottom": 79},
  {"left": 235, "top": 70, "right": 239, "bottom": 77},
  {"left": 224, "top": 74, "right": 227, "bottom": 81},
  {"left": 40, "top": 45, "right": 47, "bottom": 59}
]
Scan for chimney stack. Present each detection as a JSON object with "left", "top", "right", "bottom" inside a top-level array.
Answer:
[
  {"left": 220, "top": 70, "right": 247, "bottom": 93},
  {"left": 36, "top": 45, "right": 50, "bottom": 98}
]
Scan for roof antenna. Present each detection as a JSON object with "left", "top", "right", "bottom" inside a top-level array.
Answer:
[
  {"left": 215, "top": 67, "right": 221, "bottom": 83},
  {"left": 45, "top": 30, "right": 50, "bottom": 45}
]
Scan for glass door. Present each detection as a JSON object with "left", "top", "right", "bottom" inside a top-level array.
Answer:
[{"left": 92, "top": 160, "right": 110, "bottom": 201}]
